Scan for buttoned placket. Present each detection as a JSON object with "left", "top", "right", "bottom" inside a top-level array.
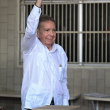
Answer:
[{"left": 48, "top": 52, "right": 55, "bottom": 97}]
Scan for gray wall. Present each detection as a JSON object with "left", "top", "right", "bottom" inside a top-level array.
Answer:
[
  {"left": 67, "top": 68, "right": 110, "bottom": 110},
  {"left": 0, "top": 0, "right": 22, "bottom": 110},
  {"left": 0, "top": 0, "right": 110, "bottom": 110}
]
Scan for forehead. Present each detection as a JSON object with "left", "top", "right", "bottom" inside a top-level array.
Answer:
[{"left": 40, "top": 20, "right": 56, "bottom": 28}]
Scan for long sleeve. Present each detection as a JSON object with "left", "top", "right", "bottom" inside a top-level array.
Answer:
[
  {"left": 21, "top": 5, "right": 41, "bottom": 54},
  {"left": 62, "top": 62, "right": 70, "bottom": 105}
]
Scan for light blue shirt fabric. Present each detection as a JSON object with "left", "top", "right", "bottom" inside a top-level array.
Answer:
[{"left": 21, "top": 5, "right": 70, "bottom": 110}]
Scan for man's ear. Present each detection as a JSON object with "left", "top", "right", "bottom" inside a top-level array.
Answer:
[{"left": 37, "top": 28, "right": 39, "bottom": 38}]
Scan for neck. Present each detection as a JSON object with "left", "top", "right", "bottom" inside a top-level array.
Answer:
[{"left": 47, "top": 45, "right": 52, "bottom": 51}]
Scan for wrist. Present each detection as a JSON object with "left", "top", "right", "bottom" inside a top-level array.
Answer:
[
  {"left": 35, "top": 3, "right": 41, "bottom": 8},
  {"left": 35, "top": 0, "right": 42, "bottom": 8}
]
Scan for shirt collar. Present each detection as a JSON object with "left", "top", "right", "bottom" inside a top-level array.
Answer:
[{"left": 49, "top": 43, "right": 57, "bottom": 53}]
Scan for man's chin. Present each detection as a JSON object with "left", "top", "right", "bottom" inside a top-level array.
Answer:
[
  {"left": 47, "top": 42, "right": 53, "bottom": 45},
  {"left": 45, "top": 43, "right": 53, "bottom": 46}
]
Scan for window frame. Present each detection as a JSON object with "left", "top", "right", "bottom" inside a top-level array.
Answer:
[{"left": 17, "top": 0, "right": 110, "bottom": 68}]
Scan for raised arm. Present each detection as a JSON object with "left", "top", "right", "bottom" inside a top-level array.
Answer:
[{"left": 21, "top": 0, "right": 42, "bottom": 54}]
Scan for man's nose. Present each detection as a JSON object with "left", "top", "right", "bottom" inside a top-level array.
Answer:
[{"left": 50, "top": 30, "right": 54, "bottom": 36}]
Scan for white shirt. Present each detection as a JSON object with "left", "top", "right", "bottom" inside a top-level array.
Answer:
[{"left": 21, "top": 5, "right": 70, "bottom": 110}]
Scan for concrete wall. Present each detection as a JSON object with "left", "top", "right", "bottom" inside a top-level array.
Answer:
[
  {"left": 0, "top": 0, "right": 22, "bottom": 110},
  {"left": 67, "top": 68, "right": 110, "bottom": 110},
  {"left": 0, "top": 0, "right": 110, "bottom": 110}
]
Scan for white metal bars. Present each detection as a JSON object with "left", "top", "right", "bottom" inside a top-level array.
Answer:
[{"left": 82, "top": 3, "right": 110, "bottom": 63}]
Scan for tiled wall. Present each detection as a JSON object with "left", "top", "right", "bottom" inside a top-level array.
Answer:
[
  {"left": 0, "top": 0, "right": 110, "bottom": 110},
  {"left": 67, "top": 68, "right": 110, "bottom": 110},
  {"left": 0, "top": 0, "right": 22, "bottom": 110}
]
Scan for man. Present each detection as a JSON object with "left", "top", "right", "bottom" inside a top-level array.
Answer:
[{"left": 21, "top": 0, "right": 70, "bottom": 110}]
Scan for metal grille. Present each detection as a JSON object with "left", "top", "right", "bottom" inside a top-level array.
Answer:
[
  {"left": 18, "top": 0, "right": 110, "bottom": 67},
  {"left": 83, "top": 3, "right": 110, "bottom": 63}
]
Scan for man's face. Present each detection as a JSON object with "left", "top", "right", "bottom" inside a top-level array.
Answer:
[{"left": 37, "top": 20, "right": 56, "bottom": 50}]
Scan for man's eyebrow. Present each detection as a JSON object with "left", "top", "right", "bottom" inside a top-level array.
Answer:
[{"left": 44, "top": 28, "right": 50, "bottom": 29}]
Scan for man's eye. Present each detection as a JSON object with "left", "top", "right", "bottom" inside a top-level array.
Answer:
[
  {"left": 53, "top": 29, "right": 56, "bottom": 32},
  {"left": 45, "top": 29, "right": 49, "bottom": 31}
]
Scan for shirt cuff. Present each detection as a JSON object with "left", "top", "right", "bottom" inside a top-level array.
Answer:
[
  {"left": 63, "top": 99, "right": 69, "bottom": 105},
  {"left": 30, "top": 5, "right": 41, "bottom": 17}
]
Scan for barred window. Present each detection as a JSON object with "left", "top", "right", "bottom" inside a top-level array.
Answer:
[
  {"left": 83, "top": 3, "right": 110, "bottom": 63},
  {"left": 18, "top": 0, "right": 110, "bottom": 67}
]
